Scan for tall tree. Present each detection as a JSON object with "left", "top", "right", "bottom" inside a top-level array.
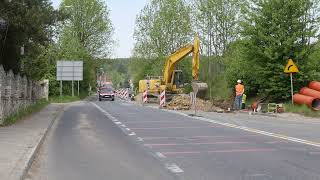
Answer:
[
  {"left": 193, "top": 0, "right": 242, "bottom": 56},
  {"left": 0, "top": 0, "right": 58, "bottom": 72},
  {"left": 133, "top": 0, "right": 192, "bottom": 58},
  {"left": 242, "top": 0, "right": 320, "bottom": 100},
  {"left": 60, "top": 0, "right": 114, "bottom": 58}
]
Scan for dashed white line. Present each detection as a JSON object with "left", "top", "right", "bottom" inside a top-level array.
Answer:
[
  {"left": 126, "top": 128, "right": 131, "bottom": 131},
  {"left": 137, "top": 137, "right": 144, "bottom": 142},
  {"left": 121, "top": 124, "right": 126, "bottom": 127},
  {"left": 155, "top": 152, "right": 166, "bottom": 159},
  {"left": 128, "top": 132, "right": 136, "bottom": 136},
  {"left": 165, "top": 163, "right": 184, "bottom": 173}
]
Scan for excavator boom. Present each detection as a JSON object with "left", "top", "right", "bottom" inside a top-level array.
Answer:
[
  {"left": 138, "top": 36, "right": 207, "bottom": 99},
  {"left": 163, "top": 36, "right": 201, "bottom": 84}
]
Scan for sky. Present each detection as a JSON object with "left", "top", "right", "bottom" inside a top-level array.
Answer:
[{"left": 51, "top": 0, "right": 149, "bottom": 58}]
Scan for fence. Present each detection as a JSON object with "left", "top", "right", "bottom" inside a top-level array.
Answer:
[{"left": 0, "top": 65, "right": 49, "bottom": 125}]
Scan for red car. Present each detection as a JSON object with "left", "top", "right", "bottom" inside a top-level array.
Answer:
[{"left": 98, "top": 87, "right": 115, "bottom": 101}]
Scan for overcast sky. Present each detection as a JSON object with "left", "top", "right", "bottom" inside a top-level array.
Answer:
[{"left": 51, "top": 0, "right": 148, "bottom": 58}]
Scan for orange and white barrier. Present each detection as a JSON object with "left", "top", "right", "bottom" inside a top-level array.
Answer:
[
  {"left": 143, "top": 90, "right": 148, "bottom": 103},
  {"left": 160, "top": 90, "right": 166, "bottom": 107}
]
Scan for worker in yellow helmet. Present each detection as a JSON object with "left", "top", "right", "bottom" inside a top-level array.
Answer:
[{"left": 234, "top": 80, "right": 244, "bottom": 110}]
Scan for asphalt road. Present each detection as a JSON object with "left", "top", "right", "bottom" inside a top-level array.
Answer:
[{"left": 27, "top": 98, "right": 320, "bottom": 180}]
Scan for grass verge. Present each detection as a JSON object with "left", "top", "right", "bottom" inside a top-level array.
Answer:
[
  {"left": 49, "top": 96, "right": 81, "bottom": 103},
  {"left": 285, "top": 103, "right": 320, "bottom": 117},
  {"left": 50, "top": 91, "right": 88, "bottom": 103},
  {"left": 1, "top": 99, "right": 49, "bottom": 126}
]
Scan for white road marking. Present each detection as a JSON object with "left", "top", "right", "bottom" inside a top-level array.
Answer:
[
  {"left": 115, "top": 122, "right": 122, "bottom": 125},
  {"left": 194, "top": 116, "right": 320, "bottom": 148},
  {"left": 155, "top": 152, "right": 166, "bottom": 158},
  {"left": 121, "top": 124, "right": 126, "bottom": 127},
  {"left": 126, "top": 128, "right": 131, "bottom": 131},
  {"left": 165, "top": 163, "right": 184, "bottom": 173},
  {"left": 137, "top": 137, "right": 144, "bottom": 142},
  {"left": 141, "top": 104, "right": 320, "bottom": 148},
  {"left": 128, "top": 132, "right": 136, "bottom": 136}
]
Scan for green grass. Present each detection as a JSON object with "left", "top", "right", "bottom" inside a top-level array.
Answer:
[
  {"left": 49, "top": 95, "right": 81, "bottom": 103},
  {"left": 49, "top": 91, "right": 88, "bottom": 103},
  {"left": 1, "top": 99, "right": 49, "bottom": 126},
  {"left": 285, "top": 103, "right": 320, "bottom": 117}
]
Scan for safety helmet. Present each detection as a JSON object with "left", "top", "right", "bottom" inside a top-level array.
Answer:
[{"left": 237, "top": 79, "right": 242, "bottom": 83}]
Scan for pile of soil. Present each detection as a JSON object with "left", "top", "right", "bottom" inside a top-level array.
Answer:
[
  {"left": 166, "top": 94, "right": 191, "bottom": 110},
  {"left": 211, "top": 98, "right": 233, "bottom": 110},
  {"left": 166, "top": 94, "right": 216, "bottom": 112}
]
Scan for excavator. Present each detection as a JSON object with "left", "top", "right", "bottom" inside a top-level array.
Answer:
[{"left": 138, "top": 36, "right": 208, "bottom": 100}]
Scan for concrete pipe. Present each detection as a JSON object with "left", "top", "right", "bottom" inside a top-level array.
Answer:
[
  {"left": 299, "top": 87, "right": 320, "bottom": 98},
  {"left": 309, "top": 81, "right": 320, "bottom": 92},
  {"left": 293, "top": 94, "right": 320, "bottom": 111}
]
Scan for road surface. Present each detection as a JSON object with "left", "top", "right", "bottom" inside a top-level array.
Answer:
[{"left": 26, "top": 98, "right": 320, "bottom": 180}]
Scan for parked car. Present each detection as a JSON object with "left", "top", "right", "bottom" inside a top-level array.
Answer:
[{"left": 98, "top": 87, "right": 115, "bottom": 101}]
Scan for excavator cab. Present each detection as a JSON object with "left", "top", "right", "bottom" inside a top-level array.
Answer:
[{"left": 173, "top": 70, "right": 184, "bottom": 89}]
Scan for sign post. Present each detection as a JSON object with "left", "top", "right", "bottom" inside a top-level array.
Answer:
[
  {"left": 284, "top": 59, "right": 299, "bottom": 104},
  {"left": 57, "top": 61, "right": 83, "bottom": 97}
]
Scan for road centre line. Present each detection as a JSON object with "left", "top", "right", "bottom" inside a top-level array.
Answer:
[{"left": 91, "top": 103, "right": 137, "bottom": 137}]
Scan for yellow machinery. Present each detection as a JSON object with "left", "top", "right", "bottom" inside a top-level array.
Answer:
[{"left": 139, "top": 36, "right": 208, "bottom": 99}]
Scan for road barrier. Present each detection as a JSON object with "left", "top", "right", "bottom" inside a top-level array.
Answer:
[
  {"left": 115, "top": 89, "right": 130, "bottom": 100},
  {"left": 143, "top": 90, "right": 148, "bottom": 104},
  {"left": 160, "top": 90, "right": 165, "bottom": 107}
]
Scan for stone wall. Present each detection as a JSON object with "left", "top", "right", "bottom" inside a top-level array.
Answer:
[{"left": 0, "top": 65, "right": 49, "bottom": 125}]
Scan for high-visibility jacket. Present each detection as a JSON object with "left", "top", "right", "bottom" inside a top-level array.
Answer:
[
  {"left": 242, "top": 94, "right": 247, "bottom": 103},
  {"left": 235, "top": 84, "right": 244, "bottom": 96}
]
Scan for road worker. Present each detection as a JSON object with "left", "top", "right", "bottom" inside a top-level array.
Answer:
[
  {"left": 234, "top": 80, "right": 244, "bottom": 110},
  {"left": 241, "top": 93, "right": 247, "bottom": 109}
]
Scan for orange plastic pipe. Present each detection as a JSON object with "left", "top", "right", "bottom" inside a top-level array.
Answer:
[
  {"left": 293, "top": 94, "right": 320, "bottom": 110},
  {"left": 299, "top": 87, "right": 320, "bottom": 98},
  {"left": 309, "top": 81, "right": 320, "bottom": 92}
]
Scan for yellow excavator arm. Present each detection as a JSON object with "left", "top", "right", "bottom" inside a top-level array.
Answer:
[{"left": 162, "top": 36, "right": 201, "bottom": 85}]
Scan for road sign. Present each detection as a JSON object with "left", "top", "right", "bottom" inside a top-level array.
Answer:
[
  {"left": 56, "top": 61, "right": 83, "bottom": 97},
  {"left": 57, "top": 61, "right": 83, "bottom": 81},
  {"left": 284, "top": 59, "right": 299, "bottom": 73}
]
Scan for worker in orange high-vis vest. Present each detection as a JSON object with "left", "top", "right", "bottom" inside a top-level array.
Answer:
[{"left": 234, "top": 80, "right": 244, "bottom": 110}]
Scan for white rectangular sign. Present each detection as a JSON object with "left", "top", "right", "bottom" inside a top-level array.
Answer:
[{"left": 56, "top": 61, "right": 83, "bottom": 81}]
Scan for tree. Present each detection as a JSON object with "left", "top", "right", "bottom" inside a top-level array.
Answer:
[
  {"left": 192, "top": 0, "right": 242, "bottom": 56},
  {"left": 0, "top": 0, "right": 58, "bottom": 73},
  {"left": 60, "top": 0, "right": 114, "bottom": 58},
  {"left": 242, "top": 0, "right": 320, "bottom": 100},
  {"left": 133, "top": 0, "right": 192, "bottom": 58}
]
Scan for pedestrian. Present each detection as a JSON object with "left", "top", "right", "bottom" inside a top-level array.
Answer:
[{"left": 234, "top": 80, "right": 244, "bottom": 110}]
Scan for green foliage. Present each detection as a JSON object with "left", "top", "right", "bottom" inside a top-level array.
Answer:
[
  {"left": 240, "top": 0, "right": 320, "bottom": 101},
  {"left": 0, "top": 0, "right": 59, "bottom": 72},
  {"left": 100, "top": 59, "right": 129, "bottom": 89},
  {"left": 192, "top": 0, "right": 243, "bottom": 56},
  {"left": 60, "top": 0, "right": 114, "bottom": 57},
  {"left": 50, "top": 96, "right": 79, "bottom": 103},
  {"left": 1, "top": 99, "right": 49, "bottom": 126},
  {"left": 133, "top": 0, "right": 192, "bottom": 58}
]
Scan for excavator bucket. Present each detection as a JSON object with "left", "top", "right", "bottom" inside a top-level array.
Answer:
[{"left": 191, "top": 81, "right": 208, "bottom": 99}]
